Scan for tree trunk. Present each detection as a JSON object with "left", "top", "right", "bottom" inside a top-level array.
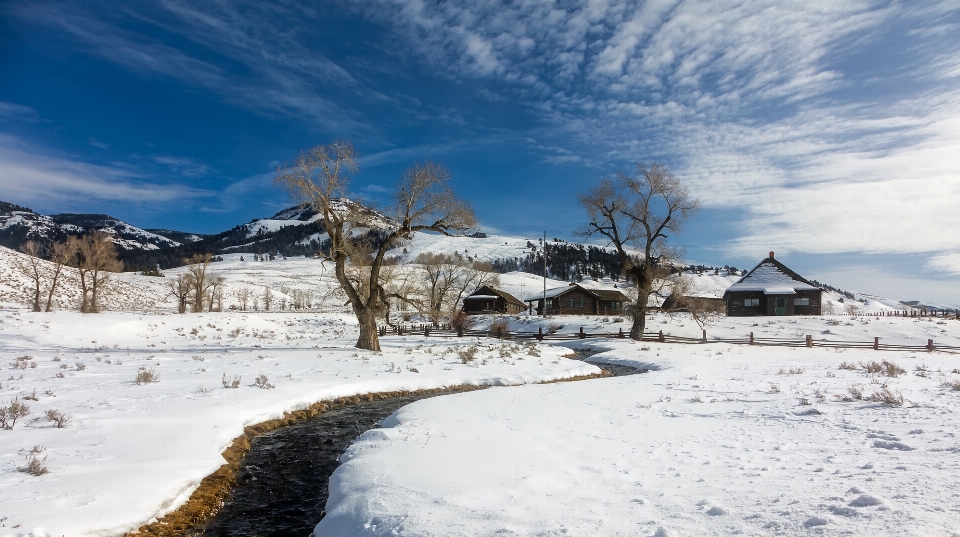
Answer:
[
  {"left": 45, "top": 269, "right": 61, "bottom": 312},
  {"left": 355, "top": 306, "right": 381, "bottom": 351},
  {"left": 31, "top": 278, "right": 42, "bottom": 312}
]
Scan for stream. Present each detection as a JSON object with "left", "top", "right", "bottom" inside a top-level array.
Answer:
[{"left": 196, "top": 356, "right": 644, "bottom": 536}]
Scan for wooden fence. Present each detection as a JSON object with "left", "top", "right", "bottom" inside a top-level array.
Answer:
[{"left": 377, "top": 324, "right": 960, "bottom": 354}]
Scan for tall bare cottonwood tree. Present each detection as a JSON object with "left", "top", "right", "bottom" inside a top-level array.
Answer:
[
  {"left": 275, "top": 140, "right": 476, "bottom": 351},
  {"left": 72, "top": 232, "right": 124, "bottom": 313},
  {"left": 578, "top": 163, "right": 699, "bottom": 339},
  {"left": 45, "top": 240, "right": 72, "bottom": 312}
]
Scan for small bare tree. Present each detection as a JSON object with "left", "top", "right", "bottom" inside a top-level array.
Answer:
[
  {"left": 44, "top": 240, "right": 72, "bottom": 312},
  {"left": 186, "top": 253, "right": 217, "bottom": 312},
  {"left": 207, "top": 276, "right": 226, "bottom": 312},
  {"left": 167, "top": 274, "right": 192, "bottom": 314},
  {"left": 276, "top": 141, "right": 476, "bottom": 350},
  {"left": 578, "top": 163, "right": 699, "bottom": 339},
  {"left": 72, "top": 232, "right": 123, "bottom": 313},
  {"left": 237, "top": 287, "right": 251, "bottom": 311},
  {"left": 18, "top": 241, "right": 44, "bottom": 312},
  {"left": 262, "top": 287, "right": 273, "bottom": 311}
]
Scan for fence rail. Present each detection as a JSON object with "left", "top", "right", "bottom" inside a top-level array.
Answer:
[{"left": 377, "top": 323, "right": 959, "bottom": 354}]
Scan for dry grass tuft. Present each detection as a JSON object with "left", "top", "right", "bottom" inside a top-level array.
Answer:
[{"left": 839, "top": 361, "right": 857, "bottom": 370}]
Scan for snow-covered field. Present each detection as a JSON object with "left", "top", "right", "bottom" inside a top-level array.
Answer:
[
  {"left": 1, "top": 242, "right": 958, "bottom": 536},
  {"left": 318, "top": 316, "right": 960, "bottom": 536},
  {"left": 0, "top": 310, "right": 596, "bottom": 536}
]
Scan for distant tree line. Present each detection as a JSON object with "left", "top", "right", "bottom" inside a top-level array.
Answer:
[{"left": 490, "top": 241, "right": 625, "bottom": 281}]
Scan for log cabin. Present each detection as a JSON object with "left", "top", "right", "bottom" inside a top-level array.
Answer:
[
  {"left": 724, "top": 252, "right": 822, "bottom": 316},
  {"left": 462, "top": 285, "right": 528, "bottom": 315},
  {"left": 523, "top": 283, "right": 629, "bottom": 316}
]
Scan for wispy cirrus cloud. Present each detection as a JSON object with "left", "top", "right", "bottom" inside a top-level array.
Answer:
[
  {"left": 359, "top": 0, "right": 960, "bottom": 266},
  {"left": 0, "top": 133, "right": 214, "bottom": 209},
  {"left": 6, "top": 1, "right": 368, "bottom": 133}
]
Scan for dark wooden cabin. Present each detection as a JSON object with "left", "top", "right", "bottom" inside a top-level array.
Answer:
[
  {"left": 724, "top": 252, "right": 822, "bottom": 316},
  {"left": 462, "top": 286, "right": 527, "bottom": 315},
  {"left": 524, "top": 283, "right": 629, "bottom": 316}
]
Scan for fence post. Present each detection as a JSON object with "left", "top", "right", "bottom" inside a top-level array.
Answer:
[
  {"left": 702, "top": 329, "right": 707, "bottom": 342},
  {"left": 457, "top": 325, "right": 463, "bottom": 337},
  {"left": 537, "top": 326, "right": 543, "bottom": 341},
  {"left": 424, "top": 326, "right": 430, "bottom": 337},
  {"left": 750, "top": 332, "right": 754, "bottom": 345},
  {"left": 658, "top": 330, "right": 664, "bottom": 342},
  {"left": 874, "top": 336, "right": 879, "bottom": 350},
  {"left": 618, "top": 327, "right": 624, "bottom": 339},
  {"left": 805, "top": 334, "right": 813, "bottom": 347},
  {"left": 927, "top": 339, "right": 934, "bottom": 352},
  {"left": 496, "top": 327, "right": 502, "bottom": 340},
  {"left": 579, "top": 326, "right": 586, "bottom": 339}
]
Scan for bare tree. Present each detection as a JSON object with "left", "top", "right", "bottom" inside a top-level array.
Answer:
[
  {"left": 578, "top": 163, "right": 699, "bottom": 339},
  {"left": 44, "top": 241, "right": 72, "bottom": 312},
  {"left": 262, "top": 287, "right": 273, "bottom": 311},
  {"left": 186, "top": 253, "right": 219, "bottom": 312},
  {"left": 72, "top": 232, "right": 123, "bottom": 313},
  {"left": 167, "top": 274, "right": 192, "bottom": 314},
  {"left": 275, "top": 141, "right": 476, "bottom": 350},
  {"left": 18, "top": 241, "right": 44, "bottom": 311},
  {"left": 207, "top": 276, "right": 226, "bottom": 312},
  {"left": 237, "top": 287, "right": 251, "bottom": 311},
  {"left": 417, "top": 253, "right": 499, "bottom": 325}
]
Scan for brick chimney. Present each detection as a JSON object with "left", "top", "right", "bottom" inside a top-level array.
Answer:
[{"left": 769, "top": 251, "right": 775, "bottom": 259}]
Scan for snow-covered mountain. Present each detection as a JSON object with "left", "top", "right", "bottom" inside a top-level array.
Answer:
[{"left": 0, "top": 201, "right": 185, "bottom": 251}]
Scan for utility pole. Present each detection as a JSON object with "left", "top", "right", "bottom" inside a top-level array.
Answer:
[{"left": 542, "top": 230, "right": 547, "bottom": 318}]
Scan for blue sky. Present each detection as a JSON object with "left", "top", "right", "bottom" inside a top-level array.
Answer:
[{"left": 1, "top": 1, "right": 959, "bottom": 304}]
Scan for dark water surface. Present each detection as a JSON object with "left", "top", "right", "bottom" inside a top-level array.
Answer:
[{"left": 198, "top": 357, "right": 643, "bottom": 537}]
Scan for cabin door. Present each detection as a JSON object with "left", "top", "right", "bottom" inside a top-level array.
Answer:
[{"left": 775, "top": 297, "right": 787, "bottom": 315}]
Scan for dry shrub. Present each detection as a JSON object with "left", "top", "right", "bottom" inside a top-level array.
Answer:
[
  {"left": 45, "top": 409, "right": 72, "bottom": 428},
  {"left": 870, "top": 387, "right": 904, "bottom": 406},
  {"left": 489, "top": 318, "right": 509, "bottom": 334},
  {"left": 18, "top": 451, "right": 49, "bottom": 476},
  {"left": 839, "top": 361, "right": 857, "bottom": 370},
  {"left": 860, "top": 361, "right": 883, "bottom": 374},
  {"left": 458, "top": 346, "right": 479, "bottom": 363},
  {"left": 848, "top": 384, "right": 864, "bottom": 401},
  {"left": 769, "top": 383, "right": 780, "bottom": 393},
  {"left": 882, "top": 360, "right": 906, "bottom": 377},
  {"left": 0, "top": 397, "right": 30, "bottom": 429},
  {"left": 222, "top": 374, "right": 241, "bottom": 389},
  {"left": 941, "top": 379, "right": 960, "bottom": 391},
  {"left": 135, "top": 368, "right": 160, "bottom": 385},
  {"left": 254, "top": 374, "right": 275, "bottom": 389}
]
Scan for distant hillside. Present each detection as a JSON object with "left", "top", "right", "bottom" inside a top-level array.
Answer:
[{"left": 0, "top": 202, "right": 183, "bottom": 252}]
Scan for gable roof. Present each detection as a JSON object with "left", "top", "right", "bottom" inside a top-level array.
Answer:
[
  {"left": 466, "top": 285, "right": 526, "bottom": 308},
  {"left": 726, "top": 257, "right": 820, "bottom": 295},
  {"left": 523, "top": 283, "right": 628, "bottom": 303}
]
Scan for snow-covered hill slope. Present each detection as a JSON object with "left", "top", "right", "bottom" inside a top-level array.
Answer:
[{"left": 0, "top": 201, "right": 183, "bottom": 251}]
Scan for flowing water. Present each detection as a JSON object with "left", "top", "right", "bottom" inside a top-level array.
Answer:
[{"left": 197, "top": 357, "right": 644, "bottom": 536}]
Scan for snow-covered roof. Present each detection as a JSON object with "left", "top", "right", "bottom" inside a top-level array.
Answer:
[
  {"left": 726, "top": 258, "right": 819, "bottom": 295},
  {"left": 523, "top": 283, "right": 628, "bottom": 303},
  {"left": 464, "top": 295, "right": 498, "bottom": 300}
]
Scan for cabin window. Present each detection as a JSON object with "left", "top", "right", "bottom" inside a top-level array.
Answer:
[
  {"left": 546, "top": 299, "right": 553, "bottom": 308},
  {"left": 612, "top": 301, "right": 621, "bottom": 310},
  {"left": 794, "top": 297, "right": 810, "bottom": 306},
  {"left": 568, "top": 298, "right": 574, "bottom": 308},
  {"left": 579, "top": 298, "right": 584, "bottom": 307},
  {"left": 744, "top": 298, "right": 760, "bottom": 307}
]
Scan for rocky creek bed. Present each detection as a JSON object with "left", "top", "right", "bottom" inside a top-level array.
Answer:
[{"left": 196, "top": 357, "right": 644, "bottom": 536}]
